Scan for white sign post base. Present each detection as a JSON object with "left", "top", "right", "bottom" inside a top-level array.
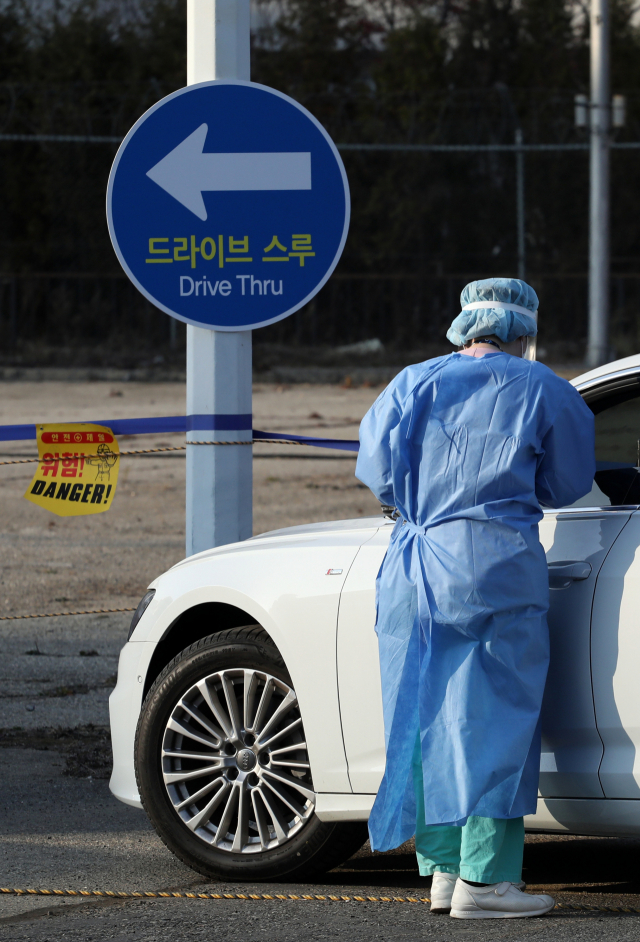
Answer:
[{"left": 186, "top": 328, "right": 252, "bottom": 555}]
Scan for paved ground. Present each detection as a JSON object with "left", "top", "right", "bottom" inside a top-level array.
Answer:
[
  {"left": 2, "top": 378, "right": 639, "bottom": 940},
  {"left": 1, "top": 612, "right": 126, "bottom": 729},
  {"left": 2, "top": 746, "right": 640, "bottom": 938}
]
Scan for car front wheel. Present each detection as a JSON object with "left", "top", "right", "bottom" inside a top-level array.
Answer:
[{"left": 135, "top": 625, "right": 367, "bottom": 881}]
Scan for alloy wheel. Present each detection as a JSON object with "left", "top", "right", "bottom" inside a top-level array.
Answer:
[{"left": 161, "top": 668, "right": 315, "bottom": 853}]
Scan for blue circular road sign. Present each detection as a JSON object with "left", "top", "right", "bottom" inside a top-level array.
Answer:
[{"left": 107, "top": 80, "right": 350, "bottom": 331}]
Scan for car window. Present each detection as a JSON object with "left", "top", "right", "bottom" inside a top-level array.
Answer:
[{"left": 568, "top": 384, "right": 640, "bottom": 508}]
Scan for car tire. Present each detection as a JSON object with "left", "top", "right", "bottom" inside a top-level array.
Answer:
[{"left": 135, "top": 625, "right": 368, "bottom": 881}]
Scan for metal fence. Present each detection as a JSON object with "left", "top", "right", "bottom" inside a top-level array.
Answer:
[
  {"left": 2, "top": 270, "right": 640, "bottom": 365},
  {"left": 2, "top": 107, "right": 639, "bottom": 365}
]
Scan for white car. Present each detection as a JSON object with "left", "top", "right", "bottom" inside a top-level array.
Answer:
[{"left": 110, "top": 353, "right": 640, "bottom": 881}]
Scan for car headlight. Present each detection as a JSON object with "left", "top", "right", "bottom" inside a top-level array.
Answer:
[{"left": 128, "top": 589, "right": 156, "bottom": 641}]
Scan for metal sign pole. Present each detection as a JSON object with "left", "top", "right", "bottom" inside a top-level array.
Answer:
[
  {"left": 185, "top": 0, "right": 252, "bottom": 555},
  {"left": 587, "top": 0, "right": 610, "bottom": 368},
  {"left": 515, "top": 128, "right": 526, "bottom": 281}
]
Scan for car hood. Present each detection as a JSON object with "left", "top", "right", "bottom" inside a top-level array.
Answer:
[
  {"left": 249, "top": 515, "right": 385, "bottom": 540},
  {"left": 166, "top": 515, "right": 387, "bottom": 573}
]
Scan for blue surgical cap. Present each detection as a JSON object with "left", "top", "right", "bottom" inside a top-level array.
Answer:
[{"left": 446, "top": 278, "right": 539, "bottom": 346}]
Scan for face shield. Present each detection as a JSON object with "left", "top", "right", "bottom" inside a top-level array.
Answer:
[{"left": 521, "top": 309, "right": 538, "bottom": 360}]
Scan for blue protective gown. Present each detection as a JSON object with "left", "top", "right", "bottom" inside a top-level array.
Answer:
[{"left": 356, "top": 352, "right": 595, "bottom": 851}]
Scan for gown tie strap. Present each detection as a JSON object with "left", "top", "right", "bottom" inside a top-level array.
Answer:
[{"left": 400, "top": 519, "right": 430, "bottom": 537}]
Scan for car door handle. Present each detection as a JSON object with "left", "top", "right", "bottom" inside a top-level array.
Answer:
[{"left": 548, "top": 560, "right": 593, "bottom": 589}]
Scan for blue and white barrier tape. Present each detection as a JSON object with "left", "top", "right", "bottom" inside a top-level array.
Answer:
[{"left": 0, "top": 416, "right": 359, "bottom": 452}]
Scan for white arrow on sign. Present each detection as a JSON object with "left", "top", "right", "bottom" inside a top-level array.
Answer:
[{"left": 146, "top": 123, "right": 311, "bottom": 221}]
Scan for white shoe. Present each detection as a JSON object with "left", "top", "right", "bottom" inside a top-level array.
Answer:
[
  {"left": 429, "top": 873, "right": 526, "bottom": 915},
  {"left": 429, "top": 872, "right": 459, "bottom": 913},
  {"left": 450, "top": 880, "right": 554, "bottom": 919}
]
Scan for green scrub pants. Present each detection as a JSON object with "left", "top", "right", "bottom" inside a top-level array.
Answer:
[{"left": 412, "top": 740, "right": 525, "bottom": 884}]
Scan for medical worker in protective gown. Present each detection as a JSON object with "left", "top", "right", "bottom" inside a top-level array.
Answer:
[{"left": 356, "top": 278, "right": 595, "bottom": 919}]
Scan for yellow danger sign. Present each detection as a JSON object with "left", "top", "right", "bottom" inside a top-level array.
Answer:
[{"left": 24, "top": 424, "right": 120, "bottom": 516}]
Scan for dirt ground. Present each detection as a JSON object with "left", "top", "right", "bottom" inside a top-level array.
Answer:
[
  {"left": 0, "top": 381, "right": 382, "bottom": 729},
  {"left": 0, "top": 380, "right": 383, "bottom": 730},
  {"left": 0, "top": 381, "right": 382, "bottom": 617}
]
